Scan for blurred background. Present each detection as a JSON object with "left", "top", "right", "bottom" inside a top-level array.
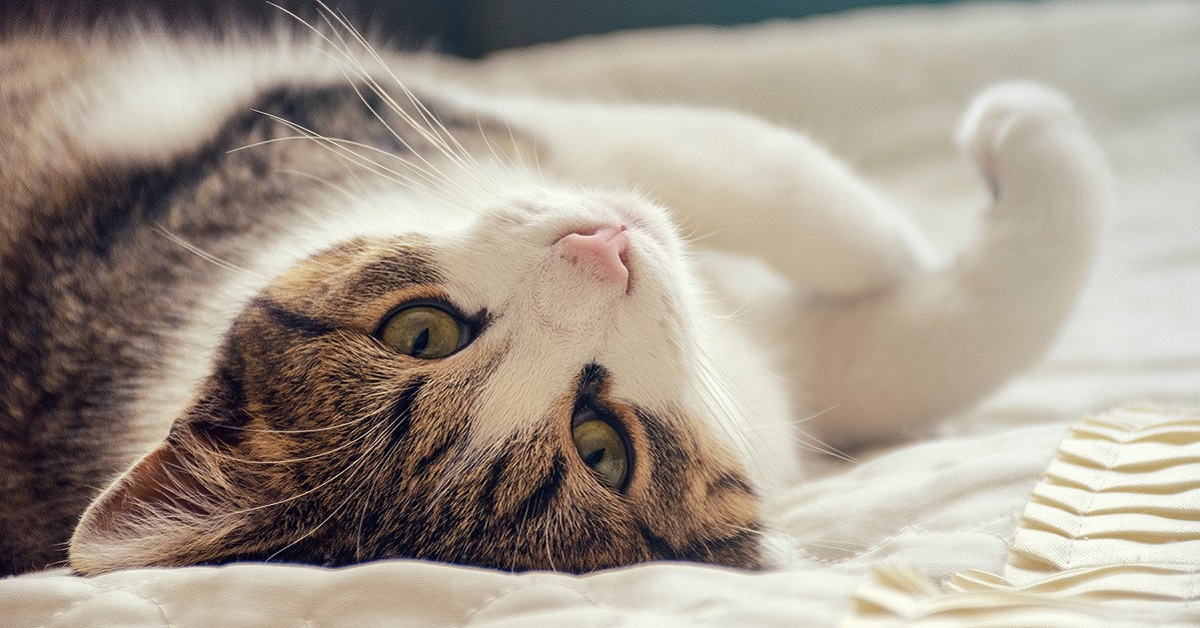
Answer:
[{"left": 1, "top": 0, "right": 1019, "bottom": 57}]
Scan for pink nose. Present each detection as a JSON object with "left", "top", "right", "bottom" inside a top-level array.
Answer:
[{"left": 556, "top": 226, "right": 630, "bottom": 288}]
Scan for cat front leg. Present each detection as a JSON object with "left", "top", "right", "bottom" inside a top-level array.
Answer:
[
  {"left": 789, "top": 83, "right": 1111, "bottom": 449},
  {"left": 471, "top": 96, "right": 940, "bottom": 296}
]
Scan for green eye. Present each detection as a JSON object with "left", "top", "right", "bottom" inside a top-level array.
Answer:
[
  {"left": 571, "top": 409, "right": 630, "bottom": 491},
  {"left": 379, "top": 306, "right": 465, "bottom": 359}
]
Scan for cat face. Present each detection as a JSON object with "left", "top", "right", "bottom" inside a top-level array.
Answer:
[{"left": 69, "top": 187, "right": 764, "bottom": 574}]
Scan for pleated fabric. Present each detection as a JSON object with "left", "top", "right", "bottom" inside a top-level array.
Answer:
[{"left": 845, "top": 404, "right": 1200, "bottom": 626}]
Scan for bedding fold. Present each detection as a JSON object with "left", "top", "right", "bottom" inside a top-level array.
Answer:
[{"left": 847, "top": 404, "right": 1200, "bottom": 626}]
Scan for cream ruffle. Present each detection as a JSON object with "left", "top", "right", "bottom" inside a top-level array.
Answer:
[{"left": 847, "top": 404, "right": 1200, "bottom": 626}]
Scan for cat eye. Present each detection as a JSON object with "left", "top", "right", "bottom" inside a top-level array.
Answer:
[
  {"left": 571, "top": 407, "right": 630, "bottom": 491},
  {"left": 378, "top": 305, "right": 468, "bottom": 359}
]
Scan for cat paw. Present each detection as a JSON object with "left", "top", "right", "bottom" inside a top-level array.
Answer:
[{"left": 956, "top": 82, "right": 1082, "bottom": 200}]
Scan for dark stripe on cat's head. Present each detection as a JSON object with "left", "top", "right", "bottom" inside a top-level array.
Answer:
[
  {"left": 514, "top": 453, "right": 566, "bottom": 521},
  {"left": 253, "top": 298, "right": 336, "bottom": 337},
  {"left": 384, "top": 375, "right": 427, "bottom": 450}
]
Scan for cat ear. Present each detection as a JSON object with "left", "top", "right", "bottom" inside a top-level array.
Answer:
[{"left": 68, "top": 429, "right": 237, "bottom": 575}]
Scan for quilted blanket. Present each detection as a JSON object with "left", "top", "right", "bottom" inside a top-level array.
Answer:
[{"left": 3, "top": 1, "right": 1198, "bottom": 625}]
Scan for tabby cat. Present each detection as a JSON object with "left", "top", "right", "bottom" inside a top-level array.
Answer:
[{"left": 0, "top": 17, "right": 1110, "bottom": 576}]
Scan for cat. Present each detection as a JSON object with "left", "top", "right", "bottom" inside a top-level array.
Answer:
[{"left": 0, "top": 16, "right": 1110, "bottom": 577}]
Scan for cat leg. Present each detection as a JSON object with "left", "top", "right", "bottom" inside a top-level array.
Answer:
[
  {"left": 474, "top": 96, "right": 940, "bottom": 296},
  {"left": 789, "top": 83, "right": 1111, "bottom": 449}
]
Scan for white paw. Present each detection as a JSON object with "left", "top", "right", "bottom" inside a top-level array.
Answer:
[{"left": 957, "top": 82, "right": 1081, "bottom": 198}]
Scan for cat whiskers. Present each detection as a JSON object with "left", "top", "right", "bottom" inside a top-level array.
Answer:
[
  {"left": 295, "top": 392, "right": 419, "bottom": 563},
  {"left": 476, "top": 115, "right": 545, "bottom": 185},
  {"left": 277, "top": 2, "right": 514, "bottom": 198},
  {"left": 673, "top": 333, "right": 779, "bottom": 476},
  {"left": 228, "top": 134, "right": 462, "bottom": 203},
  {"left": 275, "top": 168, "right": 389, "bottom": 221},
  {"left": 242, "top": 111, "right": 468, "bottom": 208},
  {"left": 207, "top": 435, "right": 364, "bottom": 466},
  {"left": 214, "top": 404, "right": 394, "bottom": 519},
  {"left": 687, "top": 298, "right": 857, "bottom": 464},
  {"left": 782, "top": 536, "right": 873, "bottom": 560},
  {"left": 350, "top": 422, "right": 398, "bottom": 562},
  {"left": 741, "top": 514, "right": 872, "bottom": 567},
  {"left": 259, "top": 2, "right": 546, "bottom": 231},
  {"left": 217, "top": 416, "right": 370, "bottom": 435},
  {"left": 331, "top": 60, "right": 491, "bottom": 200},
  {"left": 312, "top": 3, "right": 507, "bottom": 192},
  {"left": 684, "top": 332, "right": 857, "bottom": 480},
  {"left": 264, "top": 422, "right": 395, "bottom": 563},
  {"left": 151, "top": 224, "right": 261, "bottom": 277},
  {"left": 742, "top": 406, "right": 857, "bottom": 463},
  {"left": 677, "top": 217, "right": 724, "bottom": 246},
  {"left": 543, "top": 525, "right": 559, "bottom": 572},
  {"left": 504, "top": 118, "right": 546, "bottom": 185},
  {"left": 331, "top": 427, "right": 402, "bottom": 558},
  {"left": 528, "top": 129, "right": 548, "bottom": 185},
  {"left": 228, "top": 23, "right": 487, "bottom": 205}
]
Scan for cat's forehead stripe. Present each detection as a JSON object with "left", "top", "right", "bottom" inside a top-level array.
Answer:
[
  {"left": 252, "top": 298, "right": 335, "bottom": 337},
  {"left": 383, "top": 376, "right": 427, "bottom": 451},
  {"left": 344, "top": 247, "right": 441, "bottom": 301},
  {"left": 514, "top": 454, "right": 567, "bottom": 521}
]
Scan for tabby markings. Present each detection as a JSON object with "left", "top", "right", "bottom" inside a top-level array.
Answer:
[
  {"left": 253, "top": 298, "right": 334, "bottom": 337},
  {"left": 517, "top": 453, "right": 566, "bottom": 521},
  {"left": 384, "top": 376, "right": 427, "bottom": 449}
]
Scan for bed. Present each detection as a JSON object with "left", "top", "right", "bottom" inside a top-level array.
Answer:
[{"left": 4, "top": 1, "right": 1199, "bottom": 625}]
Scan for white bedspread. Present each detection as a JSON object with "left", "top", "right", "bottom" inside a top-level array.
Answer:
[{"left": 4, "top": 1, "right": 1198, "bottom": 625}]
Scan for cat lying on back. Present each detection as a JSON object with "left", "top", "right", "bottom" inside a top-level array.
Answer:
[{"left": 0, "top": 16, "right": 1110, "bottom": 576}]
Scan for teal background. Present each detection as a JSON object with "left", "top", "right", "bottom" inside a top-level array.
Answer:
[
  {"left": 459, "top": 0, "right": 1000, "bottom": 56},
  {"left": 1, "top": 1, "right": 1041, "bottom": 57}
]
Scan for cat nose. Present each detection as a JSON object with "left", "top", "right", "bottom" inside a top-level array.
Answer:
[{"left": 555, "top": 225, "right": 630, "bottom": 288}]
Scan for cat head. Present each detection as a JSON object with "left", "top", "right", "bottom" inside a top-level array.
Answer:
[{"left": 69, "top": 184, "right": 765, "bottom": 575}]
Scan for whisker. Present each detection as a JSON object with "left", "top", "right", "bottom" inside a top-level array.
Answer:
[
  {"left": 318, "top": 2, "right": 511, "bottom": 194},
  {"left": 685, "top": 227, "right": 726, "bottom": 245},
  {"left": 476, "top": 115, "right": 521, "bottom": 180},
  {"left": 316, "top": 51, "right": 478, "bottom": 198},
  {"left": 218, "top": 420, "right": 366, "bottom": 435},
  {"left": 265, "top": 424, "right": 392, "bottom": 562},
  {"left": 269, "top": 1, "right": 489, "bottom": 198},
  {"left": 152, "top": 224, "right": 258, "bottom": 276},
  {"left": 249, "top": 109, "right": 463, "bottom": 207},
  {"left": 231, "top": 133, "right": 461, "bottom": 202},
  {"left": 217, "top": 408, "right": 393, "bottom": 517},
  {"left": 311, "top": 5, "right": 491, "bottom": 185},
  {"left": 208, "top": 434, "right": 366, "bottom": 465},
  {"left": 276, "top": 168, "right": 379, "bottom": 217}
]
